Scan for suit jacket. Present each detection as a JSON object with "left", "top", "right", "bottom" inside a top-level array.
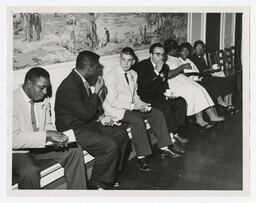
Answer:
[
  {"left": 55, "top": 69, "right": 101, "bottom": 132},
  {"left": 189, "top": 54, "right": 209, "bottom": 76},
  {"left": 132, "top": 58, "right": 169, "bottom": 103},
  {"left": 103, "top": 67, "right": 142, "bottom": 120},
  {"left": 13, "top": 87, "right": 55, "bottom": 152}
]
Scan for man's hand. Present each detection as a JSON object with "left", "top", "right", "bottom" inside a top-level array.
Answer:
[
  {"left": 181, "top": 63, "right": 192, "bottom": 70},
  {"left": 134, "top": 101, "right": 151, "bottom": 112},
  {"left": 46, "top": 130, "right": 69, "bottom": 148},
  {"left": 155, "top": 60, "right": 164, "bottom": 72},
  {"left": 98, "top": 115, "right": 118, "bottom": 126},
  {"left": 95, "top": 76, "right": 104, "bottom": 94}
]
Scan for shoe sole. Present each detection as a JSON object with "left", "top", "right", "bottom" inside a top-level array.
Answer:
[{"left": 159, "top": 154, "right": 183, "bottom": 159}]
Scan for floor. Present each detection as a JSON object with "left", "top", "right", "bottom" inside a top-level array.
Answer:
[{"left": 117, "top": 111, "right": 243, "bottom": 190}]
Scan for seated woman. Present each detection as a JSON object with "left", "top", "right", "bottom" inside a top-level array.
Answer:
[
  {"left": 178, "top": 42, "right": 232, "bottom": 111},
  {"left": 164, "top": 39, "right": 224, "bottom": 129},
  {"left": 189, "top": 40, "right": 238, "bottom": 114}
]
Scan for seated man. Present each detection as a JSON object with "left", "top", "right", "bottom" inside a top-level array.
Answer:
[
  {"left": 133, "top": 43, "right": 188, "bottom": 144},
  {"left": 55, "top": 51, "right": 129, "bottom": 189},
  {"left": 103, "top": 47, "right": 184, "bottom": 173},
  {"left": 12, "top": 67, "right": 87, "bottom": 189}
]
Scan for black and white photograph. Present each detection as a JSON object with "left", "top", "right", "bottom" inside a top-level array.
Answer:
[{"left": 1, "top": 0, "right": 255, "bottom": 203}]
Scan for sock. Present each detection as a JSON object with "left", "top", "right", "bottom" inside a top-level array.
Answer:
[
  {"left": 169, "top": 133, "right": 175, "bottom": 143},
  {"left": 137, "top": 156, "right": 145, "bottom": 159},
  {"left": 160, "top": 146, "right": 168, "bottom": 150}
]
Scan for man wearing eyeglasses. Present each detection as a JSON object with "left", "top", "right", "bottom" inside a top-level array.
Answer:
[{"left": 133, "top": 43, "right": 188, "bottom": 147}]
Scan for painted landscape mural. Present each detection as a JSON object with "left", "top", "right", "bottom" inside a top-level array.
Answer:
[{"left": 13, "top": 13, "right": 188, "bottom": 70}]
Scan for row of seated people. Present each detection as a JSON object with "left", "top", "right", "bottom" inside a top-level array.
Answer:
[{"left": 12, "top": 39, "right": 239, "bottom": 190}]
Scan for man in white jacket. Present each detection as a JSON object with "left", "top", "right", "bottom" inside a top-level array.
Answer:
[
  {"left": 12, "top": 67, "right": 87, "bottom": 189},
  {"left": 103, "top": 47, "right": 184, "bottom": 172}
]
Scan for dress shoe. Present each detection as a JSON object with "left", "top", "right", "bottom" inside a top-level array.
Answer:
[
  {"left": 88, "top": 179, "right": 107, "bottom": 190},
  {"left": 136, "top": 158, "right": 151, "bottom": 172},
  {"left": 195, "top": 122, "right": 215, "bottom": 130},
  {"left": 174, "top": 133, "right": 189, "bottom": 144},
  {"left": 170, "top": 142, "right": 186, "bottom": 154},
  {"left": 159, "top": 146, "right": 183, "bottom": 159},
  {"left": 228, "top": 106, "right": 239, "bottom": 115}
]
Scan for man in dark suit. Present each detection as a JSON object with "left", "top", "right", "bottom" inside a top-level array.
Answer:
[
  {"left": 133, "top": 43, "right": 188, "bottom": 144},
  {"left": 55, "top": 51, "right": 129, "bottom": 190},
  {"left": 13, "top": 67, "right": 87, "bottom": 189}
]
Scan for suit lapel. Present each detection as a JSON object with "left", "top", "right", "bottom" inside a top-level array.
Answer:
[
  {"left": 70, "top": 70, "right": 89, "bottom": 100},
  {"left": 146, "top": 58, "right": 157, "bottom": 77}
]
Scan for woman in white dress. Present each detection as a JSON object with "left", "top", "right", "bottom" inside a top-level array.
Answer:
[{"left": 164, "top": 39, "right": 224, "bottom": 129}]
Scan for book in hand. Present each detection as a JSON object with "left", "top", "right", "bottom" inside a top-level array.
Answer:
[{"left": 45, "top": 129, "right": 76, "bottom": 146}]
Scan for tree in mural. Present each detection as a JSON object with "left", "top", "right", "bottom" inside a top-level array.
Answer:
[
  {"left": 16, "top": 13, "right": 42, "bottom": 42},
  {"left": 87, "top": 13, "right": 98, "bottom": 51},
  {"left": 145, "top": 13, "right": 187, "bottom": 44}
]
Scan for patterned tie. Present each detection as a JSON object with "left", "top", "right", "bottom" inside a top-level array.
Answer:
[
  {"left": 29, "top": 99, "right": 37, "bottom": 131},
  {"left": 124, "top": 72, "right": 129, "bottom": 85}
]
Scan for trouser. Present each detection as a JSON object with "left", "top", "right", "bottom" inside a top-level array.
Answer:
[
  {"left": 74, "top": 122, "right": 129, "bottom": 184},
  {"left": 121, "top": 107, "right": 172, "bottom": 156},
  {"left": 151, "top": 97, "right": 187, "bottom": 132},
  {"left": 12, "top": 145, "right": 87, "bottom": 189}
]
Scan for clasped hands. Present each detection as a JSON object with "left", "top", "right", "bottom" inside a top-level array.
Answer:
[
  {"left": 97, "top": 115, "right": 120, "bottom": 126},
  {"left": 134, "top": 101, "right": 152, "bottom": 113},
  {"left": 46, "top": 130, "right": 69, "bottom": 150}
]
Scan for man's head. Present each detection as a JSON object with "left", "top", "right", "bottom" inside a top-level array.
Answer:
[
  {"left": 193, "top": 40, "right": 206, "bottom": 56},
  {"left": 23, "top": 67, "right": 50, "bottom": 102},
  {"left": 120, "top": 47, "right": 138, "bottom": 72},
  {"left": 76, "top": 50, "right": 103, "bottom": 81},
  {"left": 149, "top": 43, "right": 165, "bottom": 65},
  {"left": 164, "top": 39, "right": 179, "bottom": 57}
]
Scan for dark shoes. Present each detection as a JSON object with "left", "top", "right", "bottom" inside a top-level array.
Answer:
[
  {"left": 171, "top": 142, "right": 186, "bottom": 154},
  {"left": 137, "top": 158, "right": 151, "bottom": 172},
  {"left": 228, "top": 106, "right": 240, "bottom": 115},
  {"left": 174, "top": 133, "right": 189, "bottom": 144},
  {"left": 89, "top": 179, "right": 120, "bottom": 190},
  {"left": 196, "top": 122, "right": 215, "bottom": 130},
  {"left": 159, "top": 145, "right": 183, "bottom": 159},
  {"left": 88, "top": 179, "right": 107, "bottom": 190}
]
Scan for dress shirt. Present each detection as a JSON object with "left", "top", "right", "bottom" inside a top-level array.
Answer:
[{"left": 21, "top": 87, "right": 38, "bottom": 129}]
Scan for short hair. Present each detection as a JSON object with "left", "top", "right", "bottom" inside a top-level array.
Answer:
[
  {"left": 76, "top": 50, "right": 100, "bottom": 71},
  {"left": 164, "top": 39, "right": 178, "bottom": 53},
  {"left": 121, "top": 47, "right": 138, "bottom": 63},
  {"left": 193, "top": 40, "right": 205, "bottom": 49},
  {"left": 24, "top": 67, "right": 50, "bottom": 83},
  {"left": 179, "top": 42, "right": 193, "bottom": 54},
  {"left": 149, "top": 43, "right": 164, "bottom": 54}
]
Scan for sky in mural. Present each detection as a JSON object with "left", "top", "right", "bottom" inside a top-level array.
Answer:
[{"left": 13, "top": 13, "right": 187, "bottom": 70}]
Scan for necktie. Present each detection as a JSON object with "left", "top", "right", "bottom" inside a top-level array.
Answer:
[
  {"left": 29, "top": 100, "right": 37, "bottom": 131},
  {"left": 84, "top": 80, "right": 92, "bottom": 97},
  {"left": 124, "top": 72, "right": 129, "bottom": 85}
]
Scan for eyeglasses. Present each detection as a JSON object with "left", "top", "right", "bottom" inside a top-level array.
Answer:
[{"left": 153, "top": 52, "right": 164, "bottom": 57}]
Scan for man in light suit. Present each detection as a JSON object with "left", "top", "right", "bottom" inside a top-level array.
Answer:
[
  {"left": 103, "top": 47, "right": 184, "bottom": 172},
  {"left": 12, "top": 67, "right": 87, "bottom": 189},
  {"left": 55, "top": 51, "right": 129, "bottom": 189}
]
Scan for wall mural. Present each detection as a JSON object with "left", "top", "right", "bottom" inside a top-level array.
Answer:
[{"left": 13, "top": 13, "right": 188, "bottom": 70}]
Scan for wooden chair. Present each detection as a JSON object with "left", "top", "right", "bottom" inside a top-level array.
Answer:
[
  {"left": 215, "top": 50, "right": 226, "bottom": 72},
  {"left": 206, "top": 51, "right": 218, "bottom": 68},
  {"left": 224, "top": 48, "right": 236, "bottom": 77}
]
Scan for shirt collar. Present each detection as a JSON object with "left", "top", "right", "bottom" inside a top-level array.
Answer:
[
  {"left": 21, "top": 86, "right": 32, "bottom": 104},
  {"left": 74, "top": 68, "right": 87, "bottom": 84},
  {"left": 150, "top": 59, "right": 157, "bottom": 69}
]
